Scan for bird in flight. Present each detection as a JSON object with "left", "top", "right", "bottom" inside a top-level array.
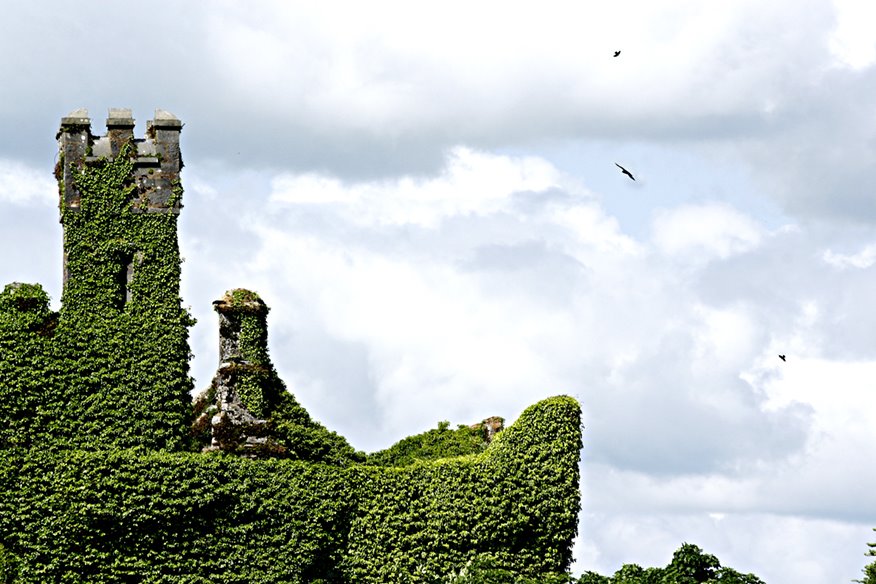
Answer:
[
  {"left": 615, "top": 163, "right": 636, "bottom": 181},
  {"left": 778, "top": 354, "right": 786, "bottom": 362},
  {"left": 613, "top": 50, "right": 621, "bottom": 57}
]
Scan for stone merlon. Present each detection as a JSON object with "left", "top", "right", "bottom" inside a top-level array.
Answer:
[{"left": 56, "top": 108, "right": 184, "bottom": 215}]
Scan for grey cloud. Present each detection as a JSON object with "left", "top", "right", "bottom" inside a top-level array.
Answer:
[
  {"left": 696, "top": 224, "right": 876, "bottom": 361},
  {"left": 0, "top": 0, "right": 857, "bottom": 191},
  {"left": 582, "top": 345, "right": 814, "bottom": 477},
  {"left": 266, "top": 326, "right": 385, "bottom": 453},
  {"left": 732, "top": 68, "right": 876, "bottom": 225},
  {"left": 457, "top": 240, "right": 591, "bottom": 307}
]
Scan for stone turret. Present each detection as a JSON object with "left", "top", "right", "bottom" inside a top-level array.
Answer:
[{"left": 192, "top": 289, "right": 284, "bottom": 456}]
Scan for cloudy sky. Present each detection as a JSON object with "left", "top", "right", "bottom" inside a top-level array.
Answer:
[{"left": 1, "top": 1, "right": 875, "bottom": 581}]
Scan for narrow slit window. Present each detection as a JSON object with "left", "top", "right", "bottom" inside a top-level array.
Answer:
[{"left": 115, "top": 251, "right": 141, "bottom": 308}]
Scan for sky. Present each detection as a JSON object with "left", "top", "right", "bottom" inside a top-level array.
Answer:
[{"left": 0, "top": 1, "right": 875, "bottom": 582}]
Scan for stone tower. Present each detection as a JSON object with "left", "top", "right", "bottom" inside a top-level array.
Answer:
[
  {"left": 56, "top": 108, "right": 183, "bottom": 308},
  {"left": 49, "top": 108, "right": 194, "bottom": 450}
]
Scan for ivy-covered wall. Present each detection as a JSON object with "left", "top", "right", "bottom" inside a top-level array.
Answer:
[
  {"left": 0, "top": 283, "right": 56, "bottom": 449},
  {"left": 0, "top": 396, "right": 581, "bottom": 583},
  {"left": 364, "top": 420, "right": 494, "bottom": 467},
  {"left": 0, "top": 110, "right": 583, "bottom": 582}
]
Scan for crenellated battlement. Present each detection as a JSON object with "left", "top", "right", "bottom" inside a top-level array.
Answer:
[{"left": 56, "top": 108, "right": 183, "bottom": 214}]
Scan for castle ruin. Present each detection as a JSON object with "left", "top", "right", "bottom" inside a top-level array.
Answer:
[{"left": 0, "top": 109, "right": 580, "bottom": 582}]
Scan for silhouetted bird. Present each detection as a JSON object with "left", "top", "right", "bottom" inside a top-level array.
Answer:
[
  {"left": 779, "top": 354, "right": 786, "bottom": 362},
  {"left": 614, "top": 50, "right": 621, "bottom": 57},
  {"left": 615, "top": 163, "right": 635, "bottom": 181}
]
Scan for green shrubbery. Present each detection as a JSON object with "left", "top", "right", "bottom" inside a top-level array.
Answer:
[
  {"left": 446, "top": 543, "right": 764, "bottom": 584},
  {"left": 0, "top": 397, "right": 581, "bottom": 582},
  {"left": 190, "top": 289, "right": 365, "bottom": 464},
  {"left": 0, "top": 118, "right": 774, "bottom": 583},
  {"left": 365, "top": 420, "right": 494, "bottom": 467},
  {"left": 0, "top": 138, "right": 582, "bottom": 581},
  {"left": 859, "top": 531, "right": 876, "bottom": 584}
]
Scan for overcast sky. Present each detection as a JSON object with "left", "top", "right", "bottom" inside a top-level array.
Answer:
[{"left": 1, "top": 2, "right": 875, "bottom": 582}]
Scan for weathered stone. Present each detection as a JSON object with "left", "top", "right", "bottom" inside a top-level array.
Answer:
[
  {"left": 57, "top": 108, "right": 183, "bottom": 221},
  {"left": 470, "top": 415, "right": 504, "bottom": 443},
  {"left": 193, "top": 290, "right": 284, "bottom": 457},
  {"left": 106, "top": 108, "right": 133, "bottom": 126},
  {"left": 60, "top": 108, "right": 89, "bottom": 126}
]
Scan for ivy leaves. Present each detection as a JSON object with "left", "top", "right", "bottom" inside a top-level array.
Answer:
[{"left": 0, "top": 397, "right": 583, "bottom": 582}]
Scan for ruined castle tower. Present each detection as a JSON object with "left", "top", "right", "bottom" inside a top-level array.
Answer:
[
  {"left": 49, "top": 108, "right": 194, "bottom": 450},
  {"left": 56, "top": 108, "right": 183, "bottom": 308}
]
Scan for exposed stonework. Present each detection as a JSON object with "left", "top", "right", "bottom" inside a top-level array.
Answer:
[
  {"left": 56, "top": 107, "right": 183, "bottom": 214},
  {"left": 470, "top": 415, "right": 504, "bottom": 443},
  {"left": 192, "top": 289, "right": 285, "bottom": 457}
]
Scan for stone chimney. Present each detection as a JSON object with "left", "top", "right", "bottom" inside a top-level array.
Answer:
[{"left": 191, "top": 289, "right": 283, "bottom": 457}]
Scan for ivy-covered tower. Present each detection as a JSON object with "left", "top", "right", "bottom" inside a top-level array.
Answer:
[
  {"left": 48, "top": 108, "right": 194, "bottom": 450},
  {"left": 57, "top": 108, "right": 183, "bottom": 303}
]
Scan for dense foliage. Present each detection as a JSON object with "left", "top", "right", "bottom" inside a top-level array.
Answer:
[
  {"left": 858, "top": 530, "right": 876, "bottom": 584},
  {"left": 190, "top": 289, "right": 364, "bottom": 464},
  {"left": 0, "top": 397, "right": 581, "bottom": 582},
  {"left": 0, "top": 145, "right": 194, "bottom": 451},
  {"left": 0, "top": 283, "right": 56, "bottom": 449},
  {"left": 365, "top": 420, "right": 495, "bottom": 466},
  {"left": 446, "top": 543, "right": 764, "bottom": 584}
]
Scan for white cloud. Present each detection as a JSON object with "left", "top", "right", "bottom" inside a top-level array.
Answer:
[
  {"left": 823, "top": 243, "right": 876, "bottom": 269},
  {"left": 200, "top": 0, "right": 833, "bottom": 145},
  {"left": 552, "top": 205, "right": 643, "bottom": 257},
  {"left": 753, "top": 357, "right": 876, "bottom": 436},
  {"left": 829, "top": 0, "right": 876, "bottom": 70},
  {"left": 270, "top": 146, "right": 578, "bottom": 227},
  {"left": 219, "top": 149, "right": 816, "bottom": 480},
  {"left": 690, "top": 303, "right": 761, "bottom": 374},
  {"left": 652, "top": 203, "right": 764, "bottom": 261},
  {"left": 0, "top": 159, "right": 55, "bottom": 206},
  {"left": 252, "top": 150, "right": 609, "bottom": 432},
  {"left": 572, "top": 511, "right": 872, "bottom": 583}
]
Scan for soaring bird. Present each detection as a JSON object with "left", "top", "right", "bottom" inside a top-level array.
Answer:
[
  {"left": 615, "top": 163, "right": 635, "bottom": 181},
  {"left": 779, "top": 354, "right": 786, "bottom": 362},
  {"left": 613, "top": 50, "right": 621, "bottom": 57}
]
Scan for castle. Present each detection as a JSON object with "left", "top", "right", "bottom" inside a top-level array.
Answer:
[{"left": 0, "top": 109, "right": 581, "bottom": 582}]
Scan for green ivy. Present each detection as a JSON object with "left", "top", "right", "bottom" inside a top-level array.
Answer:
[
  {"left": 0, "top": 396, "right": 582, "bottom": 582},
  {"left": 365, "top": 420, "right": 494, "bottom": 467},
  {"left": 51, "top": 141, "right": 195, "bottom": 450},
  {"left": 0, "top": 284, "right": 57, "bottom": 448},
  {"left": 0, "top": 542, "right": 19, "bottom": 583},
  {"left": 191, "top": 291, "right": 364, "bottom": 465},
  {"left": 859, "top": 530, "right": 876, "bottom": 584}
]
